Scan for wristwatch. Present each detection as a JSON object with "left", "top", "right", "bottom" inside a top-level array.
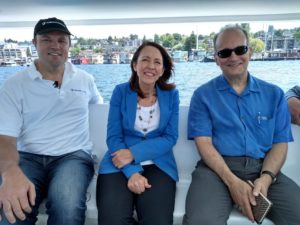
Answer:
[{"left": 261, "top": 170, "right": 277, "bottom": 184}]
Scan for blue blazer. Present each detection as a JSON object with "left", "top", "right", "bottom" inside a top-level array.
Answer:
[{"left": 98, "top": 82, "right": 179, "bottom": 181}]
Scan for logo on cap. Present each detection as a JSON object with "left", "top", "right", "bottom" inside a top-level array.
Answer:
[{"left": 34, "top": 17, "right": 72, "bottom": 37}]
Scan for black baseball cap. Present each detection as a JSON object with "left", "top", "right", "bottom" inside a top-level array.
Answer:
[{"left": 34, "top": 17, "right": 72, "bottom": 37}]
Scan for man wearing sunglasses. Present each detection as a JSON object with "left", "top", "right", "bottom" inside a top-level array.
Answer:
[{"left": 183, "top": 24, "right": 300, "bottom": 225}]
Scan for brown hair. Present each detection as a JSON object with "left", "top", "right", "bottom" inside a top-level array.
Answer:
[{"left": 129, "top": 41, "right": 175, "bottom": 98}]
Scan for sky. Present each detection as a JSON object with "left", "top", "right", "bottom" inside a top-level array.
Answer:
[{"left": 0, "top": 21, "right": 299, "bottom": 42}]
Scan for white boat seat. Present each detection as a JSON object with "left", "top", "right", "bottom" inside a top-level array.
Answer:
[{"left": 36, "top": 104, "right": 300, "bottom": 225}]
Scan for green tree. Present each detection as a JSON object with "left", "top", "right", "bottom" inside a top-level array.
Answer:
[
  {"left": 274, "top": 29, "right": 286, "bottom": 37},
  {"left": 253, "top": 30, "right": 265, "bottom": 39},
  {"left": 26, "top": 47, "right": 32, "bottom": 57},
  {"left": 107, "top": 36, "right": 113, "bottom": 44},
  {"left": 93, "top": 48, "right": 102, "bottom": 53},
  {"left": 70, "top": 47, "right": 81, "bottom": 57},
  {"left": 240, "top": 23, "right": 251, "bottom": 35},
  {"left": 160, "top": 33, "right": 175, "bottom": 48},
  {"left": 172, "top": 33, "right": 183, "bottom": 45},
  {"left": 294, "top": 32, "right": 300, "bottom": 38},
  {"left": 250, "top": 38, "right": 264, "bottom": 53},
  {"left": 172, "top": 43, "right": 184, "bottom": 50},
  {"left": 4, "top": 38, "right": 18, "bottom": 43},
  {"left": 184, "top": 32, "right": 196, "bottom": 52},
  {"left": 76, "top": 37, "right": 87, "bottom": 46},
  {"left": 198, "top": 34, "right": 205, "bottom": 40},
  {"left": 129, "top": 34, "right": 138, "bottom": 40},
  {"left": 199, "top": 34, "right": 213, "bottom": 53},
  {"left": 154, "top": 34, "right": 160, "bottom": 44}
]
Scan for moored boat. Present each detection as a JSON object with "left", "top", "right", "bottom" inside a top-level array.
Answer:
[{"left": 0, "top": 61, "right": 18, "bottom": 66}]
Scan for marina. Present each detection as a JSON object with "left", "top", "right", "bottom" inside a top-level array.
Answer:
[
  {"left": 1, "top": 30, "right": 299, "bottom": 65},
  {"left": 0, "top": 60, "right": 299, "bottom": 106}
]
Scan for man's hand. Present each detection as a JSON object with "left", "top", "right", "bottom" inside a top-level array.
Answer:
[
  {"left": 112, "top": 149, "right": 134, "bottom": 169},
  {"left": 127, "top": 173, "right": 151, "bottom": 194},
  {"left": 228, "top": 178, "right": 255, "bottom": 222},
  {"left": 288, "top": 97, "right": 300, "bottom": 125},
  {"left": 0, "top": 166, "right": 35, "bottom": 224},
  {"left": 252, "top": 174, "right": 272, "bottom": 197}
]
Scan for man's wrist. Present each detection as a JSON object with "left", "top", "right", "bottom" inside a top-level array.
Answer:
[{"left": 261, "top": 170, "right": 277, "bottom": 184}]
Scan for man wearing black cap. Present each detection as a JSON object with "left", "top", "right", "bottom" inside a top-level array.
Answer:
[{"left": 0, "top": 17, "right": 103, "bottom": 225}]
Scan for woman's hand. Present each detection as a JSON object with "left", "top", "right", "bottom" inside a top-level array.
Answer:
[
  {"left": 127, "top": 173, "right": 151, "bottom": 194},
  {"left": 112, "top": 149, "right": 134, "bottom": 168}
]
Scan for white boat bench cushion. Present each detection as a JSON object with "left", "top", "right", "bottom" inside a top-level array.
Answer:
[{"left": 37, "top": 104, "right": 300, "bottom": 225}]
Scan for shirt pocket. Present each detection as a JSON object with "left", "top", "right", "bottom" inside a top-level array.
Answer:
[{"left": 253, "top": 112, "right": 275, "bottom": 146}]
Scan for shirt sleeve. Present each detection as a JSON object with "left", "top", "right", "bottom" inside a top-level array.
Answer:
[
  {"left": 274, "top": 89, "right": 293, "bottom": 143},
  {"left": 285, "top": 85, "right": 300, "bottom": 100},
  {"left": 187, "top": 88, "right": 213, "bottom": 140},
  {"left": 0, "top": 81, "right": 23, "bottom": 137},
  {"left": 88, "top": 75, "right": 103, "bottom": 104},
  {"left": 106, "top": 85, "right": 128, "bottom": 152},
  {"left": 106, "top": 85, "right": 143, "bottom": 178}
]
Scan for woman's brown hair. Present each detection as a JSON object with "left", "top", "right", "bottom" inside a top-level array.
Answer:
[{"left": 129, "top": 41, "right": 175, "bottom": 98}]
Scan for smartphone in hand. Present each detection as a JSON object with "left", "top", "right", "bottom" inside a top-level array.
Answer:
[{"left": 247, "top": 180, "right": 273, "bottom": 224}]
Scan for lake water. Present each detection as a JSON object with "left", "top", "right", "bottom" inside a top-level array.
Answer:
[{"left": 0, "top": 60, "right": 299, "bottom": 106}]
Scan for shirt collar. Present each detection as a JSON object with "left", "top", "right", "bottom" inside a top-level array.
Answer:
[
  {"left": 247, "top": 75, "right": 260, "bottom": 93},
  {"left": 216, "top": 73, "right": 260, "bottom": 94},
  {"left": 27, "top": 62, "right": 42, "bottom": 80},
  {"left": 27, "top": 61, "right": 75, "bottom": 81}
]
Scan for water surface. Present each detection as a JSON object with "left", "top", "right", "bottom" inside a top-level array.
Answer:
[{"left": 0, "top": 61, "right": 299, "bottom": 105}]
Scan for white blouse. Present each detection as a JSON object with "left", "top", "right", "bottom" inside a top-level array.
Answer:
[
  {"left": 134, "top": 100, "right": 160, "bottom": 134},
  {"left": 134, "top": 100, "right": 160, "bottom": 165}
]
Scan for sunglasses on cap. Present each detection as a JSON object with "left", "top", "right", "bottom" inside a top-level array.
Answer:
[{"left": 217, "top": 45, "right": 248, "bottom": 58}]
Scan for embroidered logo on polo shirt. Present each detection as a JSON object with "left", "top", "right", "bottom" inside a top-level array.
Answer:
[{"left": 71, "top": 88, "right": 87, "bottom": 94}]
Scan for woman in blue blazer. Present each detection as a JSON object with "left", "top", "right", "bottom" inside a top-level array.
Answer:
[{"left": 97, "top": 41, "right": 179, "bottom": 225}]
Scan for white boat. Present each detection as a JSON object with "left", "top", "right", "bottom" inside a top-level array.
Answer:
[
  {"left": 0, "top": 61, "right": 18, "bottom": 66},
  {"left": 0, "top": 1, "right": 299, "bottom": 225}
]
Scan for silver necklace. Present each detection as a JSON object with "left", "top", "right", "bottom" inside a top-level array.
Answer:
[{"left": 137, "top": 103, "right": 156, "bottom": 133}]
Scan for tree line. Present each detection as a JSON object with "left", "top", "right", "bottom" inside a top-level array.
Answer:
[
  {"left": 71, "top": 23, "right": 300, "bottom": 56},
  {"left": 4, "top": 23, "right": 299, "bottom": 56}
]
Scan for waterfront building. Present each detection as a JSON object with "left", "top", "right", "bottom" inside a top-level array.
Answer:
[
  {"left": 0, "top": 43, "right": 28, "bottom": 65},
  {"left": 119, "top": 51, "right": 133, "bottom": 64},
  {"left": 172, "top": 50, "right": 188, "bottom": 63}
]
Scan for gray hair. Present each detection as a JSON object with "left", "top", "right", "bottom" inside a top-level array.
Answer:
[{"left": 213, "top": 24, "right": 249, "bottom": 50}]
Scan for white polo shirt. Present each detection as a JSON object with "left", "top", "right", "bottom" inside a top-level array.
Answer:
[{"left": 0, "top": 62, "right": 103, "bottom": 156}]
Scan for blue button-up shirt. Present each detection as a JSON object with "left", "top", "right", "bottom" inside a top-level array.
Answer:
[{"left": 188, "top": 74, "right": 293, "bottom": 159}]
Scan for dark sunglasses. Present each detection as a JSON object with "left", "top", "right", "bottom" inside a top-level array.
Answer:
[{"left": 217, "top": 45, "right": 248, "bottom": 58}]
